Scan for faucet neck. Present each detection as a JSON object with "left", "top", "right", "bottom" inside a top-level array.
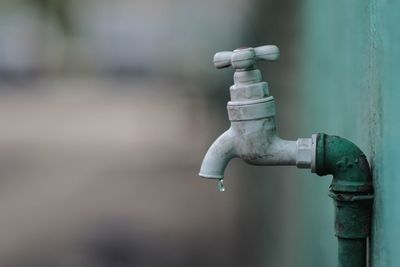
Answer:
[
  {"left": 229, "top": 69, "right": 270, "bottom": 102},
  {"left": 233, "top": 69, "right": 262, "bottom": 85}
]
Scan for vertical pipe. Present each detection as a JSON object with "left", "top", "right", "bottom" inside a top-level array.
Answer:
[
  {"left": 330, "top": 194, "right": 372, "bottom": 267},
  {"left": 338, "top": 238, "right": 367, "bottom": 267}
]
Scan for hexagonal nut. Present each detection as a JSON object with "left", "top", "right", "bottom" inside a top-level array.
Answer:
[{"left": 296, "top": 138, "right": 312, "bottom": 168}]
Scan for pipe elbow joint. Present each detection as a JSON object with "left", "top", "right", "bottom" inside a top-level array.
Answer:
[
  {"left": 315, "top": 133, "right": 373, "bottom": 193},
  {"left": 316, "top": 133, "right": 373, "bottom": 241}
]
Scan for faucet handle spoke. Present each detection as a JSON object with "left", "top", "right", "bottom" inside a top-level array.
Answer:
[
  {"left": 254, "top": 45, "right": 280, "bottom": 61},
  {"left": 213, "top": 51, "right": 234, "bottom": 69},
  {"left": 213, "top": 45, "right": 280, "bottom": 70}
]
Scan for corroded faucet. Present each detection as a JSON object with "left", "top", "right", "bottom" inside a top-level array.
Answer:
[
  {"left": 199, "top": 45, "right": 373, "bottom": 266},
  {"left": 199, "top": 45, "right": 316, "bottom": 190}
]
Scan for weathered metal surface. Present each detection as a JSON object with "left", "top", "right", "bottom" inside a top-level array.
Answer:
[
  {"left": 329, "top": 191, "right": 372, "bottom": 239},
  {"left": 316, "top": 133, "right": 372, "bottom": 193},
  {"left": 227, "top": 97, "right": 276, "bottom": 121},
  {"left": 337, "top": 238, "right": 367, "bottom": 267},
  {"left": 213, "top": 45, "right": 280, "bottom": 70},
  {"left": 200, "top": 45, "right": 375, "bottom": 266},
  {"left": 316, "top": 133, "right": 373, "bottom": 267}
]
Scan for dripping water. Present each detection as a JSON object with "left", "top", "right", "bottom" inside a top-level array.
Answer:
[{"left": 218, "top": 179, "right": 225, "bottom": 192}]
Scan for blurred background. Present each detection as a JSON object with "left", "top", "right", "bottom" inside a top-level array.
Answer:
[{"left": 0, "top": 0, "right": 392, "bottom": 266}]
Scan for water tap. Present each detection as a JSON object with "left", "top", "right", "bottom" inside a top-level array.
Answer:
[{"left": 199, "top": 45, "right": 317, "bottom": 191}]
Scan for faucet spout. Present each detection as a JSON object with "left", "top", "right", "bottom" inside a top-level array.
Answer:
[
  {"left": 199, "top": 117, "right": 315, "bottom": 181},
  {"left": 199, "top": 128, "right": 235, "bottom": 179}
]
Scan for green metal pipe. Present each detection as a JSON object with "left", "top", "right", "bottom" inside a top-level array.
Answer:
[
  {"left": 338, "top": 238, "right": 366, "bottom": 267},
  {"left": 316, "top": 133, "right": 373, "bottom": 267}
]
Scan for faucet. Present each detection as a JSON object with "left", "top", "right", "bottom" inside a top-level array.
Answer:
[
  {"left": 199, "top": 45, "right": 316, "bottom": 190},
  {"left": 198, "top": 45, "right": 373, "bottom": 267}
]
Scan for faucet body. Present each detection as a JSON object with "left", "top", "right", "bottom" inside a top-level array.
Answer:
[
  {"left": 199, "top": 109, "right": 304, "bottom": 179},
  {"left": 199, "top": 46, "right": 314, "bottom": 180}
]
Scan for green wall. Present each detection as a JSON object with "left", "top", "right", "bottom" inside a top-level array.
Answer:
[{"left": 300, "top": 0, "right": 400, "bottom": 266}]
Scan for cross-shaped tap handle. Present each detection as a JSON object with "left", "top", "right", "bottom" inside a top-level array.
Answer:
[{"left": 213, "top": 45, "right": 280, "bottom": 70}]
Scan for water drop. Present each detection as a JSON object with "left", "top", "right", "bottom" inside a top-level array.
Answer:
[{"left": 218, "top": 179, "right": 225, "bottom": 192}]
